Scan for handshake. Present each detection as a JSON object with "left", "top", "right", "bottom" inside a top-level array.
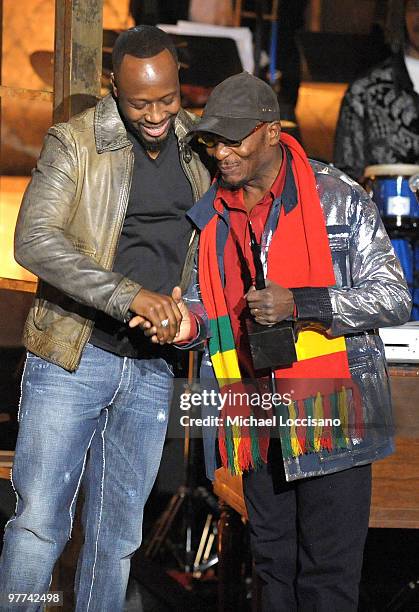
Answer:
[
  {"left": 128, "top": 286, "right": 191, "bottom": 345},
  {"left": 128, "top": 280, "right": 296, "bottom": 346}
]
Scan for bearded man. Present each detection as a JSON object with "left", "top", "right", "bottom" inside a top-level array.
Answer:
[{"left": 0, "top": 26, "right": 209, "bottom": 612}]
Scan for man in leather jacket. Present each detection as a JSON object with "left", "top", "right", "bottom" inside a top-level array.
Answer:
[
  {"left": 150, "top": 72, "right": 411, "bottom": 612},
  {"left": 0, "top": 26, "right": 209, "bottom": 611}
]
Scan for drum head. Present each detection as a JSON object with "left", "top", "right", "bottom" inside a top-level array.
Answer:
[{"left": 364, "top": 164, "right": 419, "bottom": 178}]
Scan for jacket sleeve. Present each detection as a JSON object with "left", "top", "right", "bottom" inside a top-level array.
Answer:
[
  {"left": 14, "top": 125, "right": 141, "bottom": 322},
  {"left": 333, "top": 86, "right": 366, "bottom": 181},
  {"left": 328, "top": 188, "right": 412, "bottom": 336}
]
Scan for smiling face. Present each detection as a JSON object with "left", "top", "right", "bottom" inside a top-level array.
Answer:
[
  {"left": 112, "top": 49, "right": 180, "bottom": 152},
  {"left": 206, "top": 122, "right": 282, "bottom": 190}
]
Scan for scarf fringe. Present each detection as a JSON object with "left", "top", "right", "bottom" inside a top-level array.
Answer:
[
  {"left": 273, "top": 388, "right": 363, "bottom": 461},
  {"left": 222, "top": 386, "right": 364, "bottom": 471}
]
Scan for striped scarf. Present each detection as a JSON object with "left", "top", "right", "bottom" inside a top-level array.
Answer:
[{"left": 198, "top": 133, "right": 363, "bottom": 475}]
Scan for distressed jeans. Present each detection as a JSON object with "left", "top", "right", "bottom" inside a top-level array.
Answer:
[{"left": 0, "top": 343, "right": 174, "bottom": 612}]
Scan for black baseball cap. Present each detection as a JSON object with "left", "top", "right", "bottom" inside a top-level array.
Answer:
[{"left": 186, "top": 72, "right": 280, "bottom": 142}]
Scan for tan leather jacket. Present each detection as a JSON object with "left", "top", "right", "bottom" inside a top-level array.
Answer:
[{"left": 14, "top": 94, "right": 210, "bottom": 371}]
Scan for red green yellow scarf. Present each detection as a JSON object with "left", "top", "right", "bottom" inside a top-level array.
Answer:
[{"left": 199, "top": 133, "right": 363, "bottom": 475}]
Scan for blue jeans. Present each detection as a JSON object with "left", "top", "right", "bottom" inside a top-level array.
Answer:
[{"left": 0, "top": 343, "right": 174, "bottom": 612}]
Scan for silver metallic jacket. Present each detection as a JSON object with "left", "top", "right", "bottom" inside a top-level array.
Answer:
[{"left": 184, "top": 160, "right": 412, "bottom": 481}]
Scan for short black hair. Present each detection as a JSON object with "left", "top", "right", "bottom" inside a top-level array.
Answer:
[{"left": 112, "top": 25, "right": 178, "bottom": 73}]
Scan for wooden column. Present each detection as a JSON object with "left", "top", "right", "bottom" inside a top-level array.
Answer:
[
  {"left": 53, "top": 0, "right": 103, "bottom": 123},
  {"left": 308, "top": 0, "right": 322, "bottom": 31},
  {"left": 0, "top": 0, "right": 3, "bottom": 168}
]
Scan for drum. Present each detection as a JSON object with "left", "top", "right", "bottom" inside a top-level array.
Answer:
[
  {"left": 363, "top": 164, "right": 419, "bottom": 320},
  {"left": 364, "top": 164, "right": 419, "bottom": 221}
]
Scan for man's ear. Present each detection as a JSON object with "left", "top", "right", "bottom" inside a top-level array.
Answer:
[
  {"left": 110, "top": 72, "right": 118, "bottom": 97},
  {"left": 267, "top": 121, "right": 281, "bottom": 145}
]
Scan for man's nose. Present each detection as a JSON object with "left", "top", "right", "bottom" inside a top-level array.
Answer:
[
  {"left": 145, "top": 103, "right": 165, "bottom": 124},
  {"left": 214, "top": 142, "right": 231, "bottom": 160}
]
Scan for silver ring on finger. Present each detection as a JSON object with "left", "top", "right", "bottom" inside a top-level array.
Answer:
[{"left": 160, "top": 318, "right": 169, "bottom": 328}]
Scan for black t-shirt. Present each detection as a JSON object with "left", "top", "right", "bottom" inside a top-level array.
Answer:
[{"left": 90, "top": 128, "right": 194, "bottom": 357}]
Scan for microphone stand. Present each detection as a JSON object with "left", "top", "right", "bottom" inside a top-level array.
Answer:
[{"left": 143, "top": 350, "right": 219, "bottom": 576}]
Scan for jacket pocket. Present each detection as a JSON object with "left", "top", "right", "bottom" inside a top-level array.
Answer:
[
  {"left": 349, "top": 352, "right": 393, "bottom": 432},
  {"left": 32, "top": 297, "right": 48, "bottom": 331},
  {"left": 327, "top": 230, "right": 350, "bottom": 288}
]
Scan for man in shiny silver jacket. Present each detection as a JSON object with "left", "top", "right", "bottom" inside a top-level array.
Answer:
[
  {"left": 158, "top": 73, "right": 412, "bottom": 612},
  {"left": 0, "top": 27, "right": 209, "bottom": 612}
]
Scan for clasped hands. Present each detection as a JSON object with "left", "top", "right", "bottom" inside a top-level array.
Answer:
[
  {"left": 128, "top": 280, "right": 294, "bottom": 345},
  {"left": 128, "top": 286, "right": 190, "bottom": 344}
]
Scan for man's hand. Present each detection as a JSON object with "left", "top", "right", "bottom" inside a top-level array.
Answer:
[
  {"left": 246, "top": 280, "right": 294, "bottom": 325},
  {"left": 128, "top": 287, "right": 192, "bottom": 344},
  {"left": 171, "top": 286, "right": 193, "bottom": 342},
  {"left": 128, "top": 288, "right": 182, "bottom": 344}
]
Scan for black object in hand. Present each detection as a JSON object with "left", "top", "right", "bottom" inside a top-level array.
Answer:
[
  {"left": 247, "top": 222, "right": 297, "bottom": 370},
  {"left": 248, "top": 221, "right": 265, "bottom": 291}
]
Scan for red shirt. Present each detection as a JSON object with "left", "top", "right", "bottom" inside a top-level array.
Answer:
[{"left": 215, "top": 153, "right": 286, "bottom": 376}]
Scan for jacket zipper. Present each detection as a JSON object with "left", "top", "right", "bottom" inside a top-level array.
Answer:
[
  {"left": 106, "top": 146, "right": 134, "bottom": 269},
  {"left": 75, "top": 145, "right": 134, "bottom": 366}
]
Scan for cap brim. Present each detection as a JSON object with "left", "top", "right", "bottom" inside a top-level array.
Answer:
[{"left": 186, "top": 116, "right": 260, "bottom": 142}]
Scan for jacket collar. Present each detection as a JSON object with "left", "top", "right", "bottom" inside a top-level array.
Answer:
[
  {"left": 187, "top": 183, "right": 219, "bottom": 229},
  {"left": 187, "top": 145, "right": 298, "bottom": 230},
  {"left": 392, "top": 51, "right": 416, "bottom": 95},
  {"left": 94, "top": 94, "right": 196, "bottom": 153}
]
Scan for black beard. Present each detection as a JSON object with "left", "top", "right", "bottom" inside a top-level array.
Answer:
[
  {"left": 132, "top": 126, "right": 171, "bottom": 153},
  {"left": 218, "top": 176, "right": 248, "bottom": 190},
  {"left": 117, "top": 98, "right": 174, "bottom": 153},
  {"left": 122, "top": 113, "right": 172, "bottom": 153}
]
